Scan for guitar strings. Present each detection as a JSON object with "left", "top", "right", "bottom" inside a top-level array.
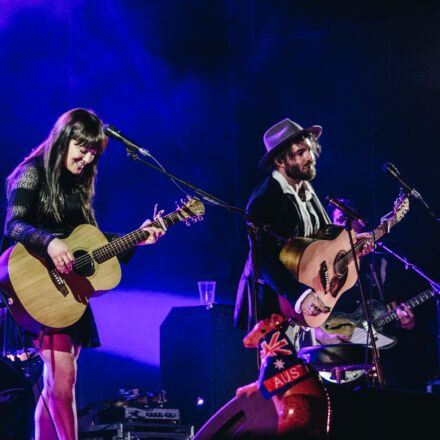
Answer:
[
  {"left": 68, "top": 210, "right": 186, "bottom": 271},
  {"left": 332, "top": 222, "right": 386, "bottom": 274},
  {"left": 70, "top": 224, "right": 162, "bottom": 271},
  {"left": 332, "top": 216, "right": 399, "bottom": 275},
  {"left": 332, "top": 237, "right": 367, "bottom": 273}
]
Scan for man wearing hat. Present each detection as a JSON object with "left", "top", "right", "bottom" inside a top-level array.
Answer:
[
  {"left": 235, "top": 117, "right": 331, "bottom": 331},
  {"left": 234, "top": 117, "right": 333, "bottom": 436}
]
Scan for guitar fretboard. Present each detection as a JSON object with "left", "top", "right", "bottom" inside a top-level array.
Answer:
[
  {"left": 92, "top": 212, "right": 181, "bottom": 263},
  {"left": 374, "top": 289, "right": 434, "bottom": 328},
  {"left": 371, "top": 217, "right": 398, "bottom": 242},
  {"left": 355, "top": 217, "right": 398, "bottom": 256},
  {"left": 341, "top": 211, "right": 403, "bottom": 266}
]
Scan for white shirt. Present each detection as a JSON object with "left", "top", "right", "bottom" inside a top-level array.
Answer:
[{"left": 272, "top": 170, "right": 320, "bottom": 237}]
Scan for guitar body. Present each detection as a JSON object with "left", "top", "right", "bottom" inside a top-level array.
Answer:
[
  {"left": 280, "top": 228, "right": 360, "bottom": 328},
  {"left": 0, "top": 224, "right": 121, "bottom": 333},
  {"left": 280, "top": 194, "right": 410, "bottom": 328},
  {"left": 321, "top": 300, "right": 397, "bottom": 349},
  {"left": 321, "top": 287, "right": 435, "bottom": 349}
]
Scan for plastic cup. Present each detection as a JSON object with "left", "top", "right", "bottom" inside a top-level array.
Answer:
[{"left": 197, "top": 281, "right": 216, "bottom": 308}]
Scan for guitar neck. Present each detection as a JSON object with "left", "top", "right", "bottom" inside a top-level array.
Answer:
[
  {"left": 371, "top": 216, "right": 398, "bottom": 242},
  {"left": 345, "top": 217, "right": 400, "bottom": 264},
  {"left": 373, "top": 289, "right": 434, "bottom": 328},
  {"left": 349, "top": 198, "right": 410, "bottom": 261},
  {"left": 92, "top": 212, "right": 181, "bottom": 263}
]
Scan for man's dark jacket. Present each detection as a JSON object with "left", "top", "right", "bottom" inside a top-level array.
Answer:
[{"left": 234, "top": 175, "right": 330, "bottom": 330}]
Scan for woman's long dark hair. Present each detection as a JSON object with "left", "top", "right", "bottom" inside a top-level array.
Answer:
[{"left": 6, "top": 108, "right": 108, "bottom": 225}]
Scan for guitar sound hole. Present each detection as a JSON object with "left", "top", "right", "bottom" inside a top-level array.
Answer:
[
  {"left": 73, "top": 250, "right": 95, "bottom": 277},
  {"left": 328, "top": 250, "right": 350, "bottom": 298},
  {"left": 333, "top": 250, "right": 348, "bottom": 278}
]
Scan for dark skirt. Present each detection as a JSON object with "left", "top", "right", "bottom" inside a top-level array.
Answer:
[{"left": 0, "top": 299, "right": 100, "bottom": 355}]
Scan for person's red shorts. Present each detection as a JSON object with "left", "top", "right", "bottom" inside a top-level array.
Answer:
[{"left": 32, "top": 333, "right": 74, "bottom": 353}]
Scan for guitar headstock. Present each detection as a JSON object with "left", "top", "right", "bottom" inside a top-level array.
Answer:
[
  {"left": 381, "top": 192, "right": 409, "bottom": 225},
  {"left": 176, "top": 196, "right": 205, "bottom": 225},
  {"left": 393, "top": 192, "right": 410, "bottom": 222}
]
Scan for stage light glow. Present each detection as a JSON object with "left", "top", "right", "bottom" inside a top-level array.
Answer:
[{"left": 90, "top": 288, "right": 200, "bottom": 366}]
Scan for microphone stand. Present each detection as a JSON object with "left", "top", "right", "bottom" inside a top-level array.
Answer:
[
  {"left": 375, "top": 243, "right": 440, "bottom": 293},
  {"left": 343, "top": 215, "right": 385, "bottom": 388},
  {"left": 247, "top": 218, "right": 262, "bottom": 370}
]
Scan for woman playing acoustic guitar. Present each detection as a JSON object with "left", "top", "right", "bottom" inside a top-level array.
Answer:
[{"left": 0, "top": 108, "right": 165, "bottom": 440}]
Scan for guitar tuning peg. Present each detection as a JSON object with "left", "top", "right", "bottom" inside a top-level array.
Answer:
[
  {"left": 197, "top": 216, "right": 204, "bottom": 222},
  {"left": 184, "top": 220, "right": 191, "bottom": 227}
]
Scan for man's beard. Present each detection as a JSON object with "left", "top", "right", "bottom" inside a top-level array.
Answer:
[{"left": 285, "top": 162, "right": 316, "bottom": 181}]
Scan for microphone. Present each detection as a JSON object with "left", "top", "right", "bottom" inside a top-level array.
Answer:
[
  {"left": 326, "top": 196, "right": 368, "bottom": 228},
  {"left": 103, "top": 124, "right": 151, "bottom": 158},
  {"left": 382, "top": 162, "right": 422, "bottom": 201}
]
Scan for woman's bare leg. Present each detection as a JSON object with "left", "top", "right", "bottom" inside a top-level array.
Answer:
[{"left": 34, "top": 342, "right": 80, "bottom": 440}]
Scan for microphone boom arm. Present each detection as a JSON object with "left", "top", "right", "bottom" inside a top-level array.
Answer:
[
  {"left": 103, "top": 124, "right": 245, "bottom": 215},
  {"left": 383, "top": 162, "right": 439, "bottom": 221}
]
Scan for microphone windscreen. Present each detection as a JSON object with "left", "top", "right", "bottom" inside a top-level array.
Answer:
[{"left": 382, "top": 162, "right": 390, "bottom": 172}]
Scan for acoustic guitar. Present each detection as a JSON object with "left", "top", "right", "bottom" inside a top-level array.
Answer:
[
  {"left": 280, "top": 194, "right": 409, "bottom": 327},
  {"left": 0, "top": 197, "right": 204, "bottom": 333}
]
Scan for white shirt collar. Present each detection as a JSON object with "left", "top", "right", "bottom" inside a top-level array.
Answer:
[
  {"left": 272, "top": 169, "right": 313, "bottom": 201},
  {"left": 271, "top": 169, "right": 320, "bottom": 237}
]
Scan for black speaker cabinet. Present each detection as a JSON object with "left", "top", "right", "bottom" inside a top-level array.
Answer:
[
  {"left": 160, "top": 305, "right": 257, "bottom": 430},
  {"left": 194, "top": 386, "right": 440, "bottom": 440},
  {"left": 194, "top": 392, "right": 277, "bottom": 440}
]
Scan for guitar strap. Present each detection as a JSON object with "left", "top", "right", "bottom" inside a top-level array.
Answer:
[{"left": 306, "top": 200, "right": 317, "bottom": 229}]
